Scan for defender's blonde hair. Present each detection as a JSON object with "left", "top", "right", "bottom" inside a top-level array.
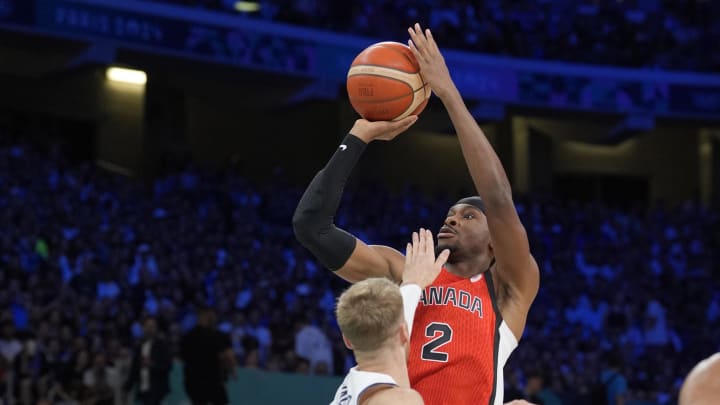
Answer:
[{"left": 335, "top": 278, "right": 404, "bottom": 352}]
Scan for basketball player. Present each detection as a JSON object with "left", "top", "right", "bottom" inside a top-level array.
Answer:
[
  {"left": 293, "top": 23, "right": 539, "bottom": 405},
  {"left": 679, "top": 353, "right": 720, "bottom": 405},
  {"left": 330, "top": 229, "right": 448, "bottom": 405}
]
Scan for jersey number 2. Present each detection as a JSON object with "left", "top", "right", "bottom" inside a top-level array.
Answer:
[{"left": 421, "top": 322, "right": 453, "bottom": 362}]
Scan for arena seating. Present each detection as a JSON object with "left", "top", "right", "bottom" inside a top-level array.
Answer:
[
  {"left": 0, "top": 123, "right": 717, "bottom": 404},
  {"left": 145, "top": 0, "right": 720, "bottom": 72}
]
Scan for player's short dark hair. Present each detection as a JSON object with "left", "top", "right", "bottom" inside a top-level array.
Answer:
[{"left": 454, "top": 196, "right": 486, "bottom": 214}]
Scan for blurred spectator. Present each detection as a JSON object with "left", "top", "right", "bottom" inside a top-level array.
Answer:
[
  {"left": 506, "top": 370, "right": 562, "bottom": 405},
  {"left": 0, "top": 121, "right": 717, "bottom": 404},
  {"left": 595, "top": 351, "right": 628, "bottom": 405},
  {"left": 294, "top": 315, "right": 333, "bottom": 376},
  {"left": 179, "top": 307, "right": 235, "bottom": 405},
  {"left": 82, "top": 352, "right": 119, "bottom": 405},
  {"left": 125, "top": 317, "right": 172, "bottom": 405},
  {"left": 14, "top": 338, "right": 48, "bottom": 405},
  {"left": 0, "top": 323, "right": 22, "bottom": 365},
  {"left": 146, "top": 0, "right": 720, "bottom": 71}
]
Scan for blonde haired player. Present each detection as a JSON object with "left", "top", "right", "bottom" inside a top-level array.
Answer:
[
  {"left": 679, "top": 353, "right": 720, "bottom": 405},
  {"left": 330, "top": 229, "right": 449, "bottom": 405}
]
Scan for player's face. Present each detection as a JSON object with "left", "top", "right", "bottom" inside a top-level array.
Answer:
[{"left": 437, "top": 204, "right": 490, "bottom": 261}]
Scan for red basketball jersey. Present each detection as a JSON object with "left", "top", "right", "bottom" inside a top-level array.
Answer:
[{"left": 408, "top": 268, "right": 518, "bottom": 405}]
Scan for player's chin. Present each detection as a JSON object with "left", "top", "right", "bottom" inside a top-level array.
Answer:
[{"left": 436, "top": 241, "right": 455, "bottom": 254}]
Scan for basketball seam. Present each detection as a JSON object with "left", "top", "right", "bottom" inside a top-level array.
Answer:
[
  {"left": 347, "top": 63, "right": 418, "bottom": 76},
  {"left": 347, "top": 67, "right": 423, "bottom": 91},
  {"left": 394, "top": 85, "right": 429, "bottom": 121},
  {"left": 348, "top": 89, "right": 413, "bottom": 103},
  {"left": 346, "top": 74, "right": 414, "bottom": 92},
  {"left": 376, "top": 44, "right": 418, "bottom": 70}
]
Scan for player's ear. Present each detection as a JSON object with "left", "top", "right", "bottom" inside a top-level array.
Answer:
[
  {"left": 342, "top": 334, "right": 354, "bottom": 350},
  {"left": 399, "top": 322, "right": 409, "bottom": 345}
]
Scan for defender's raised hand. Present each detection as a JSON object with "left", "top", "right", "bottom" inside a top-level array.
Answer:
[{"left": 402, "top": 228, "right": 450, "bottom": 288}]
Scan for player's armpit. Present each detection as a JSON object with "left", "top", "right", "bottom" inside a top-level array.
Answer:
[
  {"left": 366, "top": 387, "right": 424, "bottom": 405},
  {"left": 335, "top": 242, "right": 405, "bottom": 284},
  {"left": 485, "top": 201, "right": 539, "bottom": 306}
]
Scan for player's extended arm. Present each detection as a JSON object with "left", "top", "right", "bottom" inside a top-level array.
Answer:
[
  {"left": 293, "top": 117, "right": 417, "bottom": 283},
  {"left": 408, "top": 24, "right": 539, "bottom": 319}
]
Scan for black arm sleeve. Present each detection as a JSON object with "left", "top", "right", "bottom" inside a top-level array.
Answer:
[{"left": 292, "top": 134, "right": 366, "bottom": 271}]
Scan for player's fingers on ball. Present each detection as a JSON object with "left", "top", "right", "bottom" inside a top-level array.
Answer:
[
  {"left": 407, "top": 39, "right": 419, "bottom": 55},
  {"left": 426, "top": 28, "right": 438, "bottom": 50},
  {"left": 411, "top": 24, "right": 426, "bottom": 48},
  {"left": 407, "top": 27, "right": 417, "bottom": 40},
  {"left": 396, "top": 115, "right": 417, "bottom": 128},
  {"left": 407, "top": 28, "right": 421, "bottom": 48},
  {"left": 386, "top": 117, "right": 413, "bottom": 137},
  {"left": 407, "top": 40, "right": 426, "bottom": 65},
  {"left": 421, "top": 29, "right": 439, "bottom": 56}
]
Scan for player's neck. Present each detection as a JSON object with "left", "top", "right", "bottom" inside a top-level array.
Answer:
[
  {"left": 445, "top": 255, "right": 494, "bottom": 278},
  {"left": 354, "top": 346, "right": 410, "bottom": 388}
]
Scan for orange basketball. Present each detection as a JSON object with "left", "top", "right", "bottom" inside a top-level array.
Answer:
[{"left": 347, "top": 42, "right": 431, "bottom": 122}]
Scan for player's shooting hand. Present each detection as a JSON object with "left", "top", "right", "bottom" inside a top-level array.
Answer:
[
  {"left": 402, "top": 228, "right": 450, "bottom": 288},
  {"left": 349, "top": 116, "right": 418, "bottom": 143},
  {"left": 407, "top": 23, "right": 455, "bottom": 101}
]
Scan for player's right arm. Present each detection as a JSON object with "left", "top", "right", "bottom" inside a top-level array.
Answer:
[
  {"left": 408, "top": 23, "right": 539, "bottom": 340},
  {"left": 292, "top": 117, "right": 417, "bottom": 284}
]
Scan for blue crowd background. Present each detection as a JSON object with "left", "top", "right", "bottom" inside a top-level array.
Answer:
[
  {"left": 0, "top": 114, "right": 717, "bottom": 405},
  {"left": 148, "top": 0, "right": 720, "bottom": 72},
  {"left": 0, "top": 1, "right": 718, "bottom": 404}
]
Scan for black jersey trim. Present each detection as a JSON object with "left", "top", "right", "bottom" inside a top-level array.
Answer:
[{"left": 484, "top": 270, "right": 503, "bottom": 405}]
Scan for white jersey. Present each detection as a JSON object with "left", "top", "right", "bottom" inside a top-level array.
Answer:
[
  {"left": 329, "top": 284, "right": 420, "bottom": 405},
  {"left": 329, "top": 367, "right": 398, "bottom": 405}
]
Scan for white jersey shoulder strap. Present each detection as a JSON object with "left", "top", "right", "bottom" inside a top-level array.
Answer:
[{"left": 329, "top": 367, "right": 398, "bottom": 405}]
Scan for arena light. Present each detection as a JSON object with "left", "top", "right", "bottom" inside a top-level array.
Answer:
[
  {"left": 106, "top": 67, "right": 147, "bottom": 85},
  {"left": 234, "top": 1, "right": 260, "bottom": 12}
]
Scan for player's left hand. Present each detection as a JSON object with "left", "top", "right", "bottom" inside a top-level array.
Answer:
[
  {"left": 407, "top": 23, "right": 455, "bottom": 100},
  {"left": 402, "top": 228, "right": 449, "bottom": 288}
]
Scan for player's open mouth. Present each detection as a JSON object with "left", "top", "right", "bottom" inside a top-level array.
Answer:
[{"left": 438, "top": 226, "right": 456, "bottom": 238}]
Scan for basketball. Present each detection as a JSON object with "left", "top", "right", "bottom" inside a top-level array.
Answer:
[{"left": 347, "top": 42, "right": 431, "bottom": 122}]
